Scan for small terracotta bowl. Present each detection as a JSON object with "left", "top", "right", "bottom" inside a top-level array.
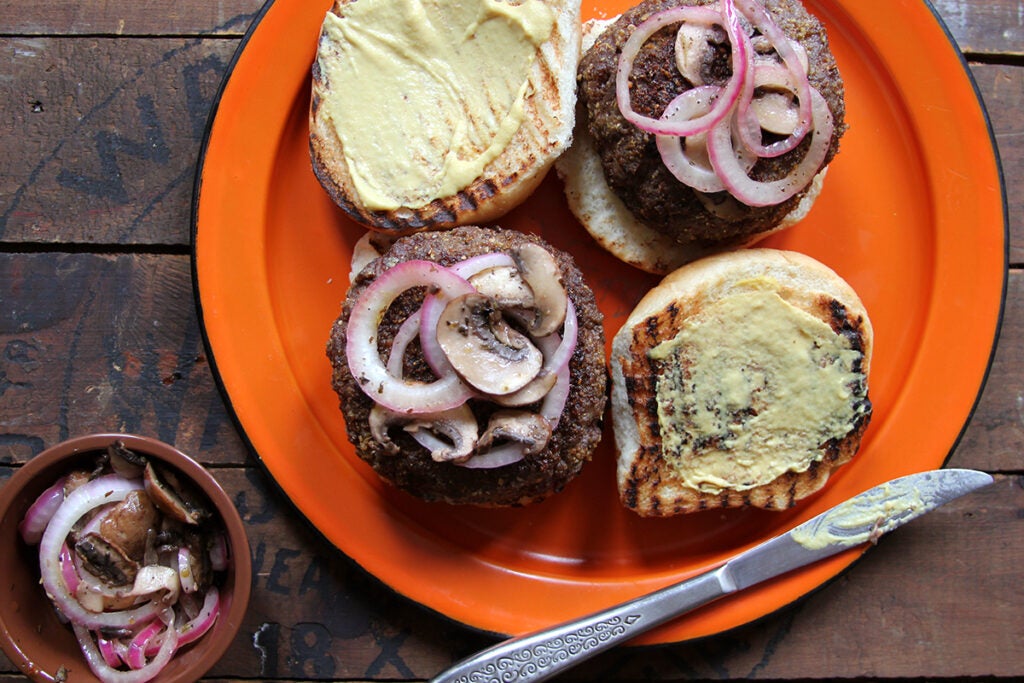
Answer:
[{"left": 0, "top": 434, "right": 252, "bottom": 682}]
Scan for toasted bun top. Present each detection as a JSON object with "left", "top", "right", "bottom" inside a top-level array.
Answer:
[
  {"left": 610, "top": 249, "right": 873, "bottom": 516},
  {"left": 310, "top": 0, "right": 582, "bottom": 234}
]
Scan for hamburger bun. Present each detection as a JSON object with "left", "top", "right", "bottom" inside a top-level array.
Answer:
[
  {"left": 557, "top": 0, "right": 845, "bottom": 274},
  {"left": 310, "top": 0, "right": 582, "bottom": 234},
  {"left": 327, "top": 226, "right": 607, "bottom": 506},
  {"left": 610, "top": 248, "right": 872, "bottom": 516}
]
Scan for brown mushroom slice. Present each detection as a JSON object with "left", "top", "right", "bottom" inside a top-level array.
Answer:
[
  {"left": 512, "top": 244, "right": 568, "bottom": 337},
  {"left": 75, "top": 533, "right": 140, "bottom": 587},
  {"left": 468, "top": 265, "right": 535, "bottom": 309},
  {"left": 97, "top": 489, "right": 160, "bottom": 561},
  {"left": 435, "top": 293, "right": 543, "bottom": 395},
  {"left": 143, "top": 461, "right": 211, "bottom": 526},
  {"left": 369, "top": 403, "right": 479, "bottom": 463},
  {"left": 478, "top": 410, "right": 553, "bottom": 456},
  {"left": 107, "top": 440, "right": 147, "bottom": 479}
]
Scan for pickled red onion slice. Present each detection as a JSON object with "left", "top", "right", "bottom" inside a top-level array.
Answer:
[
  {"left": 73, "top": 608, "right": 178, "bottom": 683},
  {"left": 734, "top": 0, "right": 813, "bottom": 146},
  {"left": 656, "top": 86, "right": 757, "bottom": 193},
  {"left": 736, "top": 60, "right": 811, "bottom": 158},
  {"left": 346, "top": 259, "right": 476, "bottom": 413},
  {"left": 448, "top": 252, "right": 516, "bottom": 279},
  {"left": 18, "top": 476, "right": 66, "bottom": 545},
  {"left": 706, "top": 86, "right": 833, "bottom": 206},
  {"left": 616, "top": 2, "right": 748, "bottom": 136}
]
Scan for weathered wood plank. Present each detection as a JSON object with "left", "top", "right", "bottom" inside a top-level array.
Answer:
[
  {"left": 0, "top": 253, "right": 246, "bottom": 464},
  {"left": 970, "top": 64, "right": 1024, "bottom": 267},
  {"left": 3, "top": 466, "right": 1020, "bottom": 680},
  {"left": 0, "top": 38, "right": 235, "bottom": 246},
  {"left": 930, "top": 0, "right": 1024, "bottom": 57},
  {"left": 0, "top": 0, "right": 262, "bottom": 36}
]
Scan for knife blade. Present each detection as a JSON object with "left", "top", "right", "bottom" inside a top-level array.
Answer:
[{"left": 431, "top": 468, "right": 994, "bottom": 683}]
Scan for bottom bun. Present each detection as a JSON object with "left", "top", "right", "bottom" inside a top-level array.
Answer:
[{"left": 610, "top": 249, "right": 873, "bottom": 516}]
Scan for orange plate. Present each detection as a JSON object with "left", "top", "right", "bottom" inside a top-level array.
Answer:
[{"left": 192, "top": 0, "right": 1006, "bottom": 644}]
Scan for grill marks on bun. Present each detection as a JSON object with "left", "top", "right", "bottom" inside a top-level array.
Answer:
[
  {"left": 610, "top": 249, "right": 873, "bottom": 517},
  {"left": 309, "top": 0, "right": 582, "bottom": 234}
]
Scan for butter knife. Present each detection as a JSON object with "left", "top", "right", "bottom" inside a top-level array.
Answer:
[{"left": 431, "top": 468, "right": 993, "bottom": 683}]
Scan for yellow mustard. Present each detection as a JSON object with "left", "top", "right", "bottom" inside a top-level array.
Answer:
[
  {"left": 316, "top": 0, "right": 554, "bottom": 210},
  {"left": 790, "top": 484, "right": 924, "bottom": 549},
  {"left": 648, "top": 278, "right": 868, "bottom": 494}
]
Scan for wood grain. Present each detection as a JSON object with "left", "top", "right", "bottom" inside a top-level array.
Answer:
[
  {"left": 0, "top": 0, "right": 1020, "bottom": 58},
  {"left": 0, "top": 1, "right": 262, "bottom": 36},
  {"left": 0, "top": 38, "right": 235, "bottom": 245},
  {"left": 0, "top": 253, "right": 246, "bottom": 464}
]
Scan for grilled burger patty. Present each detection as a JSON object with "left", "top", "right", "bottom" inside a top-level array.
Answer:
[
  {"left": 327, "top": 226, "right": 608, "bottom": 506},
  {"left": 578, "top": 0, "right": 847, "bottom": 243}
]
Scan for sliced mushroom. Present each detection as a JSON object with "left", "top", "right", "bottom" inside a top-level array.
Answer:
[
  {"left": 674, "top": 21, "right": 716, "bottom": 86},
  {"left": 97, "top": 490, "right": 160, "bottom": 561},
  {"left": 468, "top": 265, "right": 535, "bottom": 309},
  {"left": 435, "top": 293, "right": 543, "bottom": 395},
  {"left": 143, "top": 461, "right": 211, "bottom": 526},
  {"left": 488, "top": 370, "right": 558, "bottom": 407},
  {"left": 478, "top": 410, "right": 553, "bottom": 456},
  {"left": 369, "top": 403, "right": 479, "bottom": 463},
  {"left": 177, "top": 530, "right": 214, "bottom": 593},
  {"left": 75, "top": 533, "right": 139, "bottom": 587},
  {"left": 107, "top": 441, "right": 147, "bottom": 479},
  {"left": 511, "top": 244, "right": 568, "bottom": 337},
  {"left": 752, "top": 91, "right": 799, "bottom": 136}
]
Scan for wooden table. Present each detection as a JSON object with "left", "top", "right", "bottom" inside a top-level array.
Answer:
[{"left": 1, "top": 0, "right": 1021, "bottom": 680}]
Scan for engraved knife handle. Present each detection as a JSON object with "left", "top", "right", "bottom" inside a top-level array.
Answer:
[{"left": 430, "top": 567, "right": 734, "bottom": 683}]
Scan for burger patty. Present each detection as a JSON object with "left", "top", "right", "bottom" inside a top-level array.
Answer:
[
  {"left": 579, "top": 0, "right": 847, "bottom": 243},
  {"left": 326, "top": 226, "right": 608, "bottom": 506}
]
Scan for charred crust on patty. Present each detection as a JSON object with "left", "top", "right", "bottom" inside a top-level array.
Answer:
[{"left": 327, "top": 226, "right": 608, "bottom": 507}]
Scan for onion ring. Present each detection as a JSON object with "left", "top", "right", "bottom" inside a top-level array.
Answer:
[
  {"left": 706, "top": 86, "right": 833, "bottom": 206},
  {"left": 616, "top": 3, "right": 748, "bottom": 137}
]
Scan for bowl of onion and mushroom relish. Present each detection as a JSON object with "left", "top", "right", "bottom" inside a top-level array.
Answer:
[{"left": 0, "top": 433, "right": 252, "bottom": 683}]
